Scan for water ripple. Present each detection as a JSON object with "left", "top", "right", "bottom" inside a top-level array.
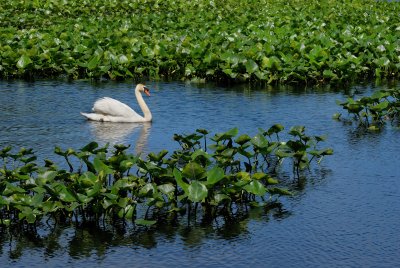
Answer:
[{"left": 0, "top": 80, "right": 399, "bottom": 267}]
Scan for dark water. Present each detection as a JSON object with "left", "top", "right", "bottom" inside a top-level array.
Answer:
[{"left": 0, "top": 80, "right": 399, "bottom": 267}]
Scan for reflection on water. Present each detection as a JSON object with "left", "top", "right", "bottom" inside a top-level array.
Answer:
[
  {"left": 88, "top": 121, "right": 151, "bottom": 154},
  {"left": 0, "top": 204, "right": 284, "bottom": 261}
]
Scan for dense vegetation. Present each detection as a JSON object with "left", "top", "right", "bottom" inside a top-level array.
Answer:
[
  {"left": 0, "top": 127, "right": 332, "bottom": 227},
  {"left": 335, "top": 87, "right": 400, "bottom": 129},
  {"left": 1, "top": 0, "right": 400, "bottom": 83}
]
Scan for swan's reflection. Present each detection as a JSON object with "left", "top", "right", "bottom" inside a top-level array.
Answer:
[{"left": 88, "top": 122, "right": 151, "bottom": 154}]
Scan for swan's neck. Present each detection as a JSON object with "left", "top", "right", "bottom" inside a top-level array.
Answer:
[{"left": 135, "top": 88, "right": 152, "bottom": 122}]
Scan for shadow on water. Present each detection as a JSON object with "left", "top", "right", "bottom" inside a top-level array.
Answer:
[{"left": 88, "top": 121, "right": 151, "bottom": 154}]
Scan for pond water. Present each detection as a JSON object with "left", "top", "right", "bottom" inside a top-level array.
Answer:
[{"left": 0, "top": 80, "right": 399, "bottom": 267}]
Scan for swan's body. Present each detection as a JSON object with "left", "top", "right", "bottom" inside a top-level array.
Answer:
[{"left": 81, "top": 84, "right": 152, "bottom": 123}]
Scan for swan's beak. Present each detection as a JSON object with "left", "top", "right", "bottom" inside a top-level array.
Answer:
[{"left": 144, "top": 87, "right": 151, "bottom": 96}]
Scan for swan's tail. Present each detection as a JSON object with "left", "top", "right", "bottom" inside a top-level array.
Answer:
[{"left": 80, "top": 112, "right": 105, "bottom": 121}]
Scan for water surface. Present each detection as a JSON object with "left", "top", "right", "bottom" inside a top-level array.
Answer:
[{"left": 0, "top": 80, "right": 399, "bottom": 267}]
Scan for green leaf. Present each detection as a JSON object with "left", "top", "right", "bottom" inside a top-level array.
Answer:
[
  {"left": 236, "top": 171, "right": 251, "bottom": 182},
  {"left": 86, "top": 182, "right": 101, "bottom": 197},
  {"left": 196, "top": 129, "right": 209, "bottom": 135},
  {"left": 213, "top": 193, "right": 230, "bottom": 204},
  {"left": 37, "top": 170, "right": 57, "bottom": 185},
  {"left": 59, "top": 187, "right": 77, "bottom": 202},
  {"left": 117, "top": 197, "right": 129, "bottom": 208},
  {"left": 173, "top": 168, "right": 188, "bottom": 192},
  {"left": 213, "top": 127, "right": 239, "bottom": 142},
  {"left": 31, "top": 192, "right": 44, "bottom": 206},
  {"left": 3, "top": 182, "right": 26, "bottom": 196},
  {"left": 269, "top": 187, "right": 292, "bottom": 196},
  {"left": 78, "top": 171, "right": 97, "bottom": 187},
  {"left": 182, "top": 162, "right": 206, "bottom": 180},
  {"left": 245, "top": 59, "right": 259, "bottom": 74},
  {"left": 251, "top": 133, "right": 269, "bottom": 148},
  {"left": 158, "top": 183, "right": 175, "bottom": 195},
  {"left": 206, "top": 166, "right": 225, "bottom": 185},
  {"left": 252, "top": 172, "right": 268, "bottom": 180},
  {"left": 74, "top": 44, "right": 88, "bottom": 53},
  {"left": 80, "top": 141, "right": 99, "bottom": 152},
  {"left": 76, "top": 193, "right": 93, "bottom": 204},
  {"left": 120, "top": 158, "right": 136, "bottom": 170},
  {"left": 16, "top": 55, "right": 32, "bottom": 69},
  {"left": 87, "top": 55, "right": 101, "bottom": 70},
  {"left": 102, "top": 198, "right": 116, "bottom": 209},
  {"left": 0, "top": 196, "right": 10, "bottom": 206},
  {"left": 139, "top": 183, "right": 155, "bottom": 197},
  {"left": 135, "top": 218, "right": 157, "bottom": 226},
  {"left": 191, "top": 149, "right": 211, "bottom": 161},
  {"left": 369, "top": 101, "right": 389, "bottom": 112},
  {"left": 93, "top": 157, "right": 113, "bottom": 174},
  {"left": 235, "top": 134, "right": 251, "bottom": 145},
  {"left": 323, "top": 69, "right": 338, "bottom": 79},
  {"left": 267, "top": 124, "right": 284, "bottom": 136},
  {"left": 42, "top": 201, "right": 62, "bottom": 213},
  {"left": 188, "top": 181, "right": 208, "bottom": 202},
  {"left": 332, "top": 113, "right": 342, "bottom": 120},
  {"left": 261, "top": 56, "right": 281, "bottom": 70},
  {"left": 244, "top": 180, "right": 266, "bottom": 196},
  {"left": 148, "top": 150, "right": 168, "bottom": 162},
  {"left": 118, "top": 54, "right": 129, "bottom": 64},
  {"left": 125, "top": 205, "right": 135, "bottom": 219},
  {"left": 266, "top": 177, "right": 279, "bottom": 185},
  {"left": 0, "top": 219, "right": 11, "bottom": 226},
  {"left": 288, "top": 125, "right": 305, "bottom": 137}
]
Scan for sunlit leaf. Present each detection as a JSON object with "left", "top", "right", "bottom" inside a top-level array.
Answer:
[
  {"left": 182, "top": 162, "right": 206, "bottom": 180},
  {"left": 188, "top": 181, "right": 208, "bottom": 202},
  {"left": 244, "top": 180, "right": 266, "bottom": 196},
  {"left": 158, "top": 183, "right": 175, "bottom": 195},
  {"left": 245, "top": 59, "right": 259, "bottom": 74},
  {"left": 251, "top": 134, "right": 268, "bottom": 148},
  {"left": 206, "top": 166, "right": 225, "bottom": 185},
  {"left": 93, "top": 157, "right": 113, "bottom": 174},
  {"left": 16, "top": 55, "right": 32, "bottom": 69},
  {"left": 173, "top": 168, "right": 188, "bottom": 192}
]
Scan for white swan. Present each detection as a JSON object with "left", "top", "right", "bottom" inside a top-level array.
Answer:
[{"left": 81, "top": 84, "right": 152, "bottom": 123}]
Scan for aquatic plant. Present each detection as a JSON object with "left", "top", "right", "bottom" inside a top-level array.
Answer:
[
  {"left": 0, "top": 0, "right": 399, "bottom": 83},
  {"left": 0, "top": 127, "right": 332, "bottom": 228},
  {"left": 334, "top": 87, "right": 400, "bottom": 129}
]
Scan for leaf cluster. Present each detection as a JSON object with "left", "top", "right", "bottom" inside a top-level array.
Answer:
[
  {"left": 0, "top": 126, "right": 332, "bottom": 227},
  {"left": 1, "top": 0, "right": 399, "bottom": 83},
  {"left": 335, "top": 87, "right": 400, "bottom": 129}
]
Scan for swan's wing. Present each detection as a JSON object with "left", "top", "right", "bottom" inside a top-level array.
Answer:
[{"left": 92, "top": 97, "right": 141, "bottom": 118}]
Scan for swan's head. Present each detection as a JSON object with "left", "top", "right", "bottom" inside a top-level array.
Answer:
[{"left": 136, "top": 83, "right": 151, "bottom": 96}]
